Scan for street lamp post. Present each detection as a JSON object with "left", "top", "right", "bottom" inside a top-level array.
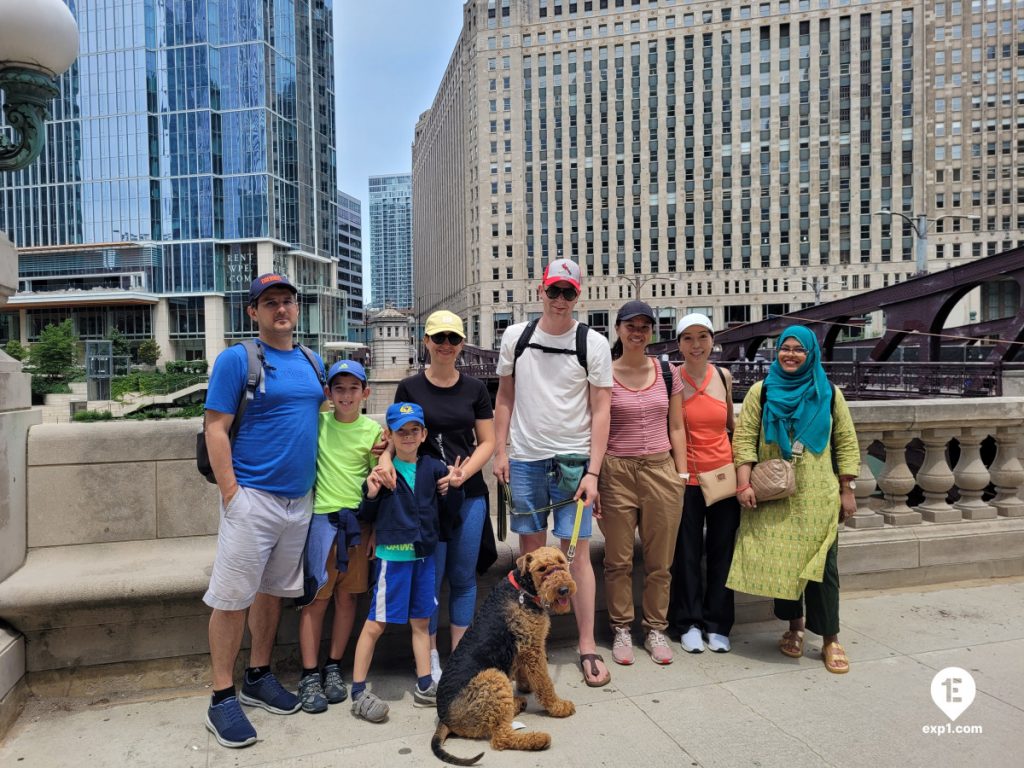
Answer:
[
  {"left": 0, "top": 0, "right": 79, "bottom": 172},
  {"left": 875, "top": 209, "right": 980, "bottom": 276}
]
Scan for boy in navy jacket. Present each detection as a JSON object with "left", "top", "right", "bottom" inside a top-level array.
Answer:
[{"left": 348, "top": 402, "right": 465, "bottom": 722}]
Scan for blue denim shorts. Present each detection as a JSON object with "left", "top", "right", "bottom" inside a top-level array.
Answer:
[{"left": 509, "top": 458, "right": 593, "bottom": 539}]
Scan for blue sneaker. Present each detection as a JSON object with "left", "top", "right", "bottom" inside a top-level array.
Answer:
[
  {"left": 206, "top": 696, "right": 257, "bottom": 748},
  {"left": 239, "top": 672, "right": 301, "bottom": 714}
]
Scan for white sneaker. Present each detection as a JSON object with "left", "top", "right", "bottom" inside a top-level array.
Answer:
[
  {"left": 681, "top": 626, "right": 705, "bottom": 653},
  {"left": 707, "top": 633, "right": 731, "bottom": 653},
  {"left": 430, "top": 649, "right": 442, "bottom": 683}
]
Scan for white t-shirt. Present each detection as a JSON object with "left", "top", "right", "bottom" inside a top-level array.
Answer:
[{"left": 496, "top": 320, "right": 613, "bottom": 461}]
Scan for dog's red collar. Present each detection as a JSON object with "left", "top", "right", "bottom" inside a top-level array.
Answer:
[{"left": 507, "top": 571, "right": 543, "bottom": 607}]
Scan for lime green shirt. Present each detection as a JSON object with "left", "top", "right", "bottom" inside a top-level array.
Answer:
[{"left": 314, "top": 412, "right": 382, "bottom": 514}]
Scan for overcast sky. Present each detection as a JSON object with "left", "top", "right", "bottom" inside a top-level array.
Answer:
[{"left": 334, "top": 1, "right": 466, "bottom": 298}]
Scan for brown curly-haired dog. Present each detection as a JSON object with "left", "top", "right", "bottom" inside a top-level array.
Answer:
[{"left": 430, "top": 546, "right": 577, "bottom": 765}]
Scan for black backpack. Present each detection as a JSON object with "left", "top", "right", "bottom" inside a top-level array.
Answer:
[
  {"left": 196, "top": 339, "right": 326, "bottom": 483},
  {"left": 511, "top": 318, "right": 590, "bottom": 375}
]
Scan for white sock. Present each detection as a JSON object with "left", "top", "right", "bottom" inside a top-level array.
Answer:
[{"left": 430, "top": 649, "right": 442, "bottom": 682}]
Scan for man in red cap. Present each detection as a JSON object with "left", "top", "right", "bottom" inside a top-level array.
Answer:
[{"left": 493, "top": 258, "right": 614, "bottom": 687}]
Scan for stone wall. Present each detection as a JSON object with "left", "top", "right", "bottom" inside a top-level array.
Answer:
[{"left": 1, "top": 401, "right": 1023, "bottom": 720}]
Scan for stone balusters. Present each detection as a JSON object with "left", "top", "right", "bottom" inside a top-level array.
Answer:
[
  {"left": 878, "top": 430, "right": 921, "bottom": 526},
  {"left": 845, "top": 433, "right": 883, "bottom": 529},
  {"left": 952, "top": 427, "right": 996, "bottom": 520},
  {"left": 914, "top": 428, "right": 960, "bottom": 523},
  {"left": 989, "top": 426, "right": 1024, "bottom": 518}
]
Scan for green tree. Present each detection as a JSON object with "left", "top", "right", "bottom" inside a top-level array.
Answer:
[
  {"left": 107, "top": 327, "right": 132, "bottom": 359},
  {"left": 4, "top": 339, "right": 27, "bottom": 361},
  {"left": 137, "top": 338, "right": 161, "bottom": 366},
  {"left": 26, "top": 319, "right": 79, "bottom": 395}
]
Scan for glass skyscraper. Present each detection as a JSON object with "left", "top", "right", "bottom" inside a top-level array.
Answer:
[
  {"left": 337, "top": 189, "right": 364, "bottom": 340},
  {"left": 0, "top": 0, "right": 345, "bottom": 360},
  {"left": 368, "top": 173, "right": 413, "bottom": 311}
]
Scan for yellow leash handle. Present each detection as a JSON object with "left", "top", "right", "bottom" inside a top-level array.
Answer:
[{"left": 566, "top": 499, "right": 585, "bottom": 564}]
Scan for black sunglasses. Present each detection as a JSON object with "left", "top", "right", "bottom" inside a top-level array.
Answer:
[
  {"left": 544, "top": 285, "right": 579, "bottom": 301},
  {"left": 429, "top": 331, "right": 464, "bottom": 345}
]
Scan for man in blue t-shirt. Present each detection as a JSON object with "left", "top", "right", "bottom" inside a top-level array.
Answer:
[{"left": 202, "top": 273, "right": 326, "bottom": 749}]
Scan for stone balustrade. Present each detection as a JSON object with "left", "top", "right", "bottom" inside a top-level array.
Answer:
[
  {"left": 0, "top": 398, "right": 1023, "bottom": 728},
  {"left": 842, "top": 397, "right": 1024, "bottom": 529}
]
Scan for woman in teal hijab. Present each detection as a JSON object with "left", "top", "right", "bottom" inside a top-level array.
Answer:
[
  {"left": 726, "top": 326, "right": 861, "bottom": 674},
  {"left": 761, "top": 325, "right": 834, "bottom": 460}
]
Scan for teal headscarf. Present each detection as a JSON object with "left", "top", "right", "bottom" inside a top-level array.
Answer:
[{"left": 762, "top": 325, "right": 833, "bottom": 459}]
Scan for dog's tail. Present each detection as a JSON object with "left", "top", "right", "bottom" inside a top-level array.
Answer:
[{"left": 431, "top": 722, "right": 485, "bottom": 766}]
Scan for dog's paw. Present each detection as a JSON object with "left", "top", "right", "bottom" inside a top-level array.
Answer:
[
  {"left": 514, "top": 695, "right": 528, "bottom": 714},
  {"left": 546, "top": 699, "right": 575, "bottom": 718}
]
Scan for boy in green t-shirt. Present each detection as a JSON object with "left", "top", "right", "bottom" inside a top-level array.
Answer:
[{"left": 296, "top": 360, "right": 382, "bottom": 714}]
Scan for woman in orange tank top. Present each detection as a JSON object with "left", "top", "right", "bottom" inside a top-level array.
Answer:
[{"left": 669, "top": 313, "right": 742, "bottom": 654}]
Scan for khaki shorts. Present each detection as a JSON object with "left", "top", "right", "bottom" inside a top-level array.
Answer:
[
  {"left": 203, "top": 486, "right": 312, "bottom": 611},
  {"left": 315, "top": 524, "right": 372, "bottom": 600}
]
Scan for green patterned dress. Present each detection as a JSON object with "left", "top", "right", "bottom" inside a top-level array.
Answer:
[{"left": 726, "top": 382, "right": 860, "bottom": 601}]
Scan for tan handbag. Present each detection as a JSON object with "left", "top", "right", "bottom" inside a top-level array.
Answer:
[
  {"left": 696, "top": 462, "right": 738, "bottom": 505},
  {"left": 749, "top": 458, "right": 797, "bottom": 502}
]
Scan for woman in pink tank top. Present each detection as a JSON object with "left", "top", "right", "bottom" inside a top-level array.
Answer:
[
  {"left": 668, "top": 313, "right": 742, "bottom": 655},
  {"left": 597, "top": 301, "right": 687, "bottom": 666}
]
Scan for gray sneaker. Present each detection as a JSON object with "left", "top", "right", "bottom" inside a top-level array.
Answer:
[
  {"left": 321, "top": 663, "right": 348, "bottom": 704},
  {"left": 413, "top": 680, "right": 438, "bottom": 707},
  {"left": 351, "top": 689, "right": 389, "bottom": 723},
  {"left": 298, "top": 674, "right": 328, "bottom": 714}
]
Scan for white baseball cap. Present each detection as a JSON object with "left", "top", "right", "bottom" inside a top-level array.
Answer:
[{"left": 675, "top": 313, "right": 715, "bottom": 337}]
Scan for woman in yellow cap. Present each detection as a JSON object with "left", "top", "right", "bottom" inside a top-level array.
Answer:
[{"left": 395, "top": 310, "right": 495, "bottom": 683}]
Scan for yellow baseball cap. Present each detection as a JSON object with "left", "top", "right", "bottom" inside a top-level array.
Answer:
[{"left": 424, "top": 310, "right": 465, "bottom": 338}]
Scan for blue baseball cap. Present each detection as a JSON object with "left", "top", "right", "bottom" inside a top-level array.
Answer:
[
  {"left": 387, "top": 402, "right": 425, "bottom": 431},
  {"left": 249, "top": 273, "right": 297, "bottom": 304},
  {"left": 327, "top": 360, "right": 367, "bottom": 385}
]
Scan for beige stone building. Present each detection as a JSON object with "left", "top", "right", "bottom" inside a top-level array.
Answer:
[{"left": 412, "top": 0, "right": 1023, "bottom": 349}]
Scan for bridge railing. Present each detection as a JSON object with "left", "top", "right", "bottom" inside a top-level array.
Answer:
[{"left": 718, "top": 361, "right": 1004, "bottom": 399}]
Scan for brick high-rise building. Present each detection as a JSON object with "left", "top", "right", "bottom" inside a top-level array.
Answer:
[{"left": 413, "top": 0, "right": 1023, "bottom": 350}]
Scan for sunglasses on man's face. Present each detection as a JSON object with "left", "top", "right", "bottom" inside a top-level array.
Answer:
[
  {"left": 544, "top": 285, "right": 579, "bottom": 301},
  {"left": 429, "top": 331, "right": 464, "bottom": 346}
]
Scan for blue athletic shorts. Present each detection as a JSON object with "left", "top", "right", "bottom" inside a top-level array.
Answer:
[
  {"left": 508, "top": 458, "right": 593, "bottom": 539},
  {"left": 367, "top": 554, "right": 437, "bottom": 624}
]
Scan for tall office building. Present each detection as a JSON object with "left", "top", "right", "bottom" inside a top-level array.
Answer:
[
  {"left": 368, "top": 173, "right": 413, "bottom": 311},
  {"left": 413, "top": 0, "right": 1023, "bottom": 349},
  {"left": 0, "top": 0, "right": 345, "bottom": 361},
  {"left": 337, "top": 190, "right": 365, "bottom": 341}
]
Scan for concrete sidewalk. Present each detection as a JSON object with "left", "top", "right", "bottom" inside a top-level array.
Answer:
[{"left": 2, "top": 578, "right": 1022, "bottom": 768}]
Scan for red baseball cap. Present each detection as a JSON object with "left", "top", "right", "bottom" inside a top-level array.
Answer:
[{"left": 542, "top": 258, "right": 582, "bottom": 290}]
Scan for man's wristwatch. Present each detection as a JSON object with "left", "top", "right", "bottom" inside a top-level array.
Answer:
[{"left": 841, "top": 479, "right": 857, "bottom": 491}]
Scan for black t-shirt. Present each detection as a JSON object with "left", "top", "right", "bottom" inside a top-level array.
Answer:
[{"left": 394, "top": 372, "right": 494, "bottom": 498}]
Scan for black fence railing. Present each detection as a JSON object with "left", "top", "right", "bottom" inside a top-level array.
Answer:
[{"left": 716, "top": 361, "right": 1004, "bottom": 400}]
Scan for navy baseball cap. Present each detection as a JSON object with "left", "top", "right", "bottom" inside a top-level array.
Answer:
[
  {"left": 387, "top": 402, "right": 425, "bottom": 431},
  {"left": 249, "top": 273, "right": 297, "bottom": 304},
  {"left": 327, "top": 360, "right": 367, "bottom": 385}
]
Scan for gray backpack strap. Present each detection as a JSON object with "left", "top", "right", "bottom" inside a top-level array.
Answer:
[
  {"left": 297, "top": 343, "right": 327, "bottom": 387},
  {"left": 229, "top": 339, "right": 263, "bottom": 443}
]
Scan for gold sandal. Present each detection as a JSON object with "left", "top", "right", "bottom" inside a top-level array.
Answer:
[
  {"left": 821, "top": 642, "right": 850, "bottom": 674},
  {"left": 778, "top": 630, "right": 805, "bottom": 658}
]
